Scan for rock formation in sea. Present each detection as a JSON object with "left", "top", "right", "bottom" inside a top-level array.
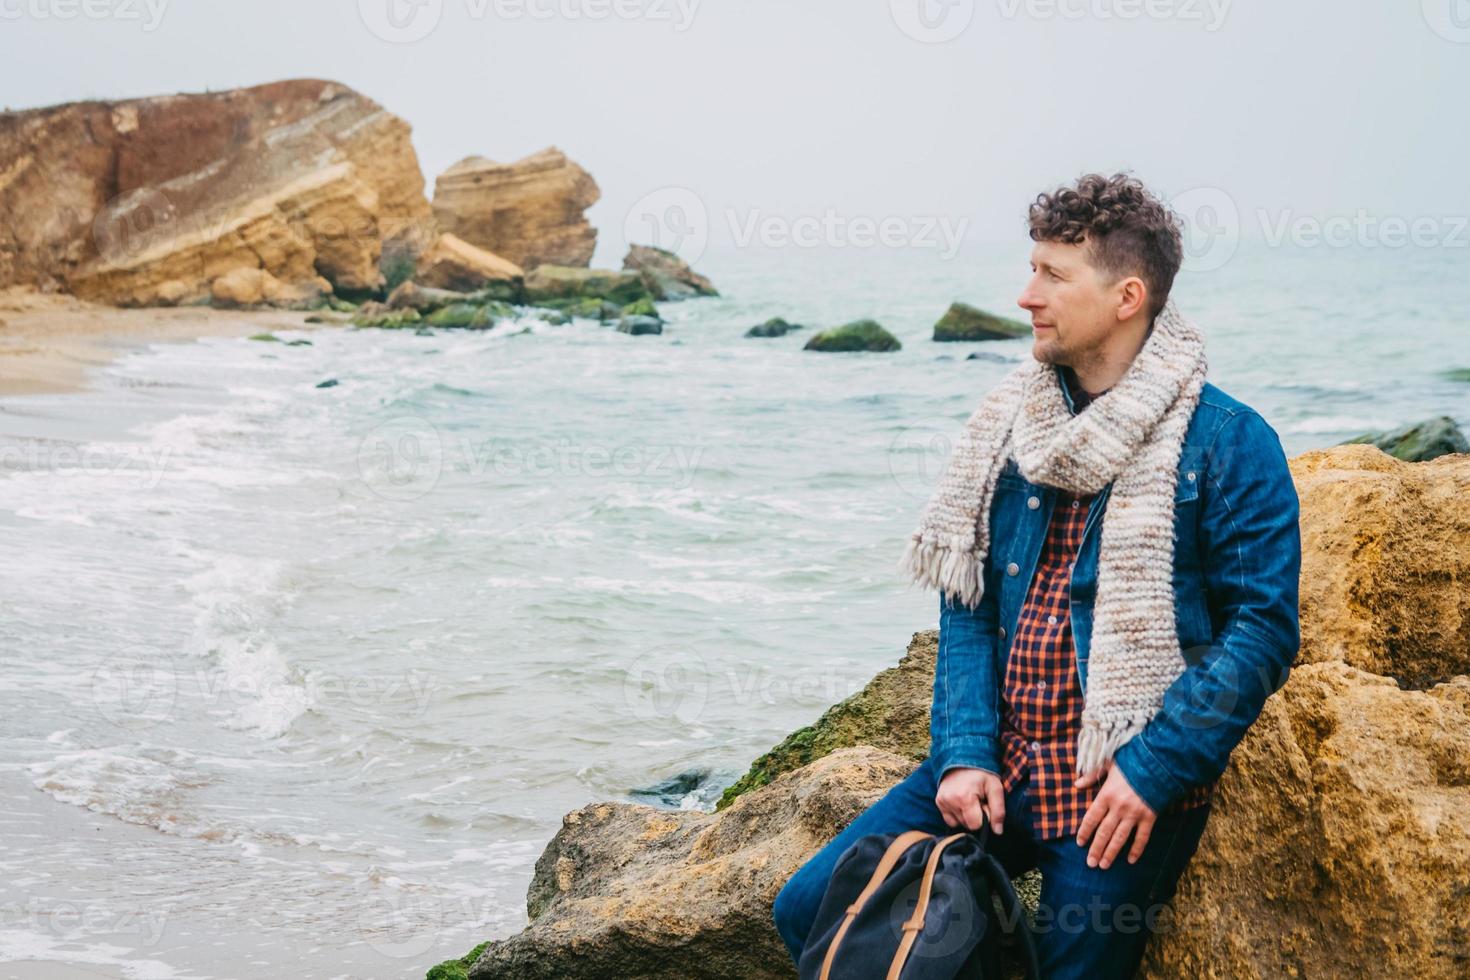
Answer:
[
  {"left": 932, "top": 301, "right": 1031, "bottom": 341},
  {"left": 745, "top": 317, "right": 804, "bottom": 338},
  {"left": 622, "top": 244, "right": 719, "bottom": 300},
  {"left": 1339, "top": 415, "right": 1468, "bottom": 462},
  {"left": 413, "top": 233, "right": 524, "bottom": 297},
  {"left": 0, "top": 79, "right": 436, "bottom": 306},
  {"left": 434, "top": 443, "right": 1470, "bottom": 980},
  {"left": 430, "top": 148, "right": 600, "bottom": 271},
  {"left": 803, "top": 319, "right": 902, "bottom": 352}
]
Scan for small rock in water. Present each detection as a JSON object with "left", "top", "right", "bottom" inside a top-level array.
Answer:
[
  {"left": 803, "top": 318, "right": 901, "bottom": 352},
  {"left": 745, "top": 316, "right": 803, "bottom": 338},
  {"left": 933, "top": 301, "right": 1030, "bottom": 341},
  {"left": 315, "top": 378, "right": 339, "bottom": 389},
  {"left": 628, "top": 767, "right": 733, "bottom": 810},
  {"left": 1340, "top": 415, "right": 1468, "bottom": 462},
  {"left": 617, "top": 314, "right": 664, "bottom": 336}
]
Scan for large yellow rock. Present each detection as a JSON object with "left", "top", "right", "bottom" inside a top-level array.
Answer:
[
  {"left": 1290, "top": 444, "right": 1470, "bottom": 685},
  {"left": 1141, "top": 661, "right": 1470, "bottom": 979},
  {"left": 413, "top": 232, "right": 523, "bottom": 293},
  {"left": 464, "top": 746, "right": 917, "bottom": 980},
  {"left": 0, "top": 79, "right": 436, "bottom": 306},
  {"left": 430, "top": 147, "right": 599, "bottom": 270},
  {"left": 209, "top": 267, "right": 329, "bottom": 309}
]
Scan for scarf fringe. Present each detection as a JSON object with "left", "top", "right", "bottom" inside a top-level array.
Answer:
[
  {"left": 898, "top": 532, "right": 983, "bottom": 608},
  {"left": 1075, "top": 714, "right": 1151, "bottom": 776}
]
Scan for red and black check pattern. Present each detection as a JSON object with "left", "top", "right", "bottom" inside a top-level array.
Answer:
[{"left": 998, "top": 371, "right": 1215, "bottom": 840}]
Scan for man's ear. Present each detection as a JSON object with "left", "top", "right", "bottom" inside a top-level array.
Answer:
[{"left": 1115, "top": 278, "right": 1149, "bottom": 322}]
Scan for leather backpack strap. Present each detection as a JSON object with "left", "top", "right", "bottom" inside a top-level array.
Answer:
[
  {"left": 817, "top": 830, "right": 934, "bottom": 980},
  {"left": 887, "top": 832, "right": 970, "bottom": 980}
]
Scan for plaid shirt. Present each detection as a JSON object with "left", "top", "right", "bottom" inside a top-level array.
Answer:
[{"left": 999, "top": 369, "right": 1215, "bottom": 840}]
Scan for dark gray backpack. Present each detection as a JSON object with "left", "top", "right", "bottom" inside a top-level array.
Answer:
[{"left": 798, "top": 827, "right": 1041, "bottom": 980}]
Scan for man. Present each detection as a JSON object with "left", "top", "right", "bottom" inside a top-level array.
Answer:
[{"left": 772, "top": 173, "right": 1301, "bottom": 979}]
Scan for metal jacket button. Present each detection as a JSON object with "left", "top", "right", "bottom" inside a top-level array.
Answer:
[
  {"left": 1006, "top": 562, "right": 1019, "bottom": 576},
  {"left": 1027, "top": 495, "right": 1040, "bottom": 509}
]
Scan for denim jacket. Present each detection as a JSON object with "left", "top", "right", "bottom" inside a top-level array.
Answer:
[{"left": 930, "top": 365, "right": 1303, "bottom": 813}]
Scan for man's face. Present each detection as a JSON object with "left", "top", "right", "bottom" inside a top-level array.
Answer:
[{"left": 1016, "top": 238, "right": 1118, "bottom": 367}]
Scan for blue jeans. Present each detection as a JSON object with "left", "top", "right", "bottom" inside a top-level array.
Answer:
[{"left": 771, "top": 756, "right": 1211, "bottom": 980}]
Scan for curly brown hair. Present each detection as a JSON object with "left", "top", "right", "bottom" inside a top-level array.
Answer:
[{"left": 1026, "top": 173, "right": 1183, "bottom": 321}]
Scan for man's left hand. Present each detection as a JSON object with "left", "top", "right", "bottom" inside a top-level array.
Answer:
[{"left": 1073, "top": 760, "right": 1157, "bottom": 869}]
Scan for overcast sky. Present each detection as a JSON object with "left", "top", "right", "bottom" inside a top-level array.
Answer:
[{"left": 4, "top": 0, "right": 1468, "bottom": 265}]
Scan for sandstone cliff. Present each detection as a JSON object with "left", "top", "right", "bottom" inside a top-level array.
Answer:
[
  {"left": 430, "top": 148, "right": 599, "bottom": 271},
  {"left": 0, "top": 79, "right": 435, "bottom": 306}
]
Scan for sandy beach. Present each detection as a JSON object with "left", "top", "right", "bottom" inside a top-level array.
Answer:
[{"left": 0, "top": 287, "right": 324, "bottom": 398}]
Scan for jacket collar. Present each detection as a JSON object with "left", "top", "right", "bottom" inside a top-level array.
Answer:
[{"left": 1056, "top": 363, "right": 1110, "bottom": 415}]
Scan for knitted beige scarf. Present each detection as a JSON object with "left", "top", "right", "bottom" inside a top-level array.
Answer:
[{"left": 899, "top": 298, "right": 1209, "bottom": 776}]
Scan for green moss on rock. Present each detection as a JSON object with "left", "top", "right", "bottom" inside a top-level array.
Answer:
[
  {"left": 621, "top": 297, "right": 661, "bottom": 320},
  {"left": 425, "top": 941, "right": 489, "bottom": 980},
  {"left": 425, "top": 302, "right": 512, "bottom": 329},
  {"left": 350, "top": 304, "right": 422, "bottom": 329},
  {"left": 803, "top": 319, "right": 901, "bottom": 353},
  {"left": 1340, "top": 415, "right": 1469, "bottom": 462},
  {"left": 716, "top": 630, "right": 938, "bottom": 810},
  {"left": 932, "top": 302, "right": 1030, "bottom": 341}
]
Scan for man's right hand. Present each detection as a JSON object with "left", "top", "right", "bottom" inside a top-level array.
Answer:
[{"left": 935, "top": 766, "right": 1006, "bottom": 834}]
